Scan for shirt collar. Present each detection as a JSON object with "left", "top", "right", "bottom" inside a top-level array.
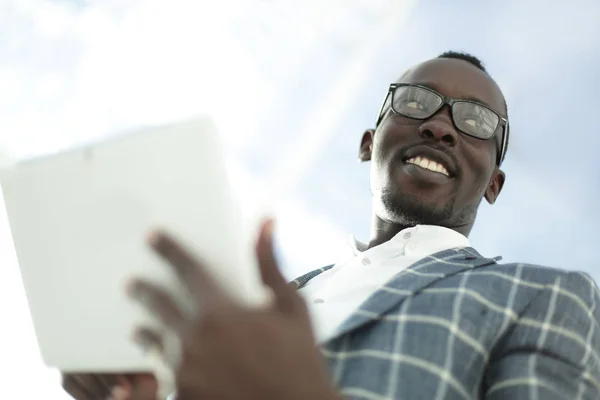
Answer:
[{"left": 348, "top": 225, "right": 470, "bottom": 257}]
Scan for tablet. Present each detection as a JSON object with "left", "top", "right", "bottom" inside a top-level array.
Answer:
[{"left": 0, "top": 117, "right": 265, "bottom": 373}]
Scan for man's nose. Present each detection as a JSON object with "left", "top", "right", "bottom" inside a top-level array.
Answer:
[{"left": 418, "top": 111, "right": 459, "bottom": 147}]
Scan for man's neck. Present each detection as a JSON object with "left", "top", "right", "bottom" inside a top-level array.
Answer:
[{"left": 367, "top": 215, "right": 472, "bottom": 250}]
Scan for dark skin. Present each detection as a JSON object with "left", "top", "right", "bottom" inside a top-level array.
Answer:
[
  {"left": 360, "top": 58, "right": 506, "bottom": 248},
  {"left": 61, "top": 373, "right": 157, "bottom": 400},
  {"left": 62, "top": 58, "right": 507, "bottom": 400}
]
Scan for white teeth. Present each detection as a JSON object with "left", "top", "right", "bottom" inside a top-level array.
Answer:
[{"left": 406, "top": 156, "right": 449, "bottom": 176}]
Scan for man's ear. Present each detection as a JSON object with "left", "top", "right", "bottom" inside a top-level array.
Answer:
[
  {"left": 484, "top": 168, "right": 505, "bottom": 204},
  {"left": 359, "top": 129, "right": 375, "bottom": 162}
]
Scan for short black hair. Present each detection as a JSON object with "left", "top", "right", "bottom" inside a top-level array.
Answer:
[
  {"left": 437, "top": 51, "right": 487, "bottom": 73},
  {"left": 437, "top": 50, "right": 509, "bottom": 165}
]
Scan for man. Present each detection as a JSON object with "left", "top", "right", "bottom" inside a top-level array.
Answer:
[{"left": 63, "top": 51, "right": 600, "bottom": 400}]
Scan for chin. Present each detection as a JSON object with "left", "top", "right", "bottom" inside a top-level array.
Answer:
[
  {"left": 379, "top": 187, "right": 456, "bottom": 226},
  {"left": 392, "top": 163, "right": 456, "bottom": 194}
]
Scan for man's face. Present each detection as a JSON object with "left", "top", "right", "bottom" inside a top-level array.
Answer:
[{"left": 360, "top": 58, "right": 506, "bottom": 231}]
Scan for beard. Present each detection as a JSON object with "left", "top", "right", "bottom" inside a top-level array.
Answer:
[{"left": 379, "top": 186, "right": 478, "bottom": 227}]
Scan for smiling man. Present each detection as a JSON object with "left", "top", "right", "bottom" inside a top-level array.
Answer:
[
  {"left": 63, "top": 52, "right": 600, "bottom": 400},
  {"left": 366, "top": 51, "right": 507, "bottom": 240}
]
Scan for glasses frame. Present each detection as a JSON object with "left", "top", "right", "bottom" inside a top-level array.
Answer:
[{"left": 375, "top": 83, "right": 509, "bottom": 166}]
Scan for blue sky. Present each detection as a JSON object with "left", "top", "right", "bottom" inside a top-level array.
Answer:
[
  {"left": 243, "top": 0, "right": 600, "bottom": 280},
  {"left": 0, "top": 1, "right": 599, "bottom": 398}
]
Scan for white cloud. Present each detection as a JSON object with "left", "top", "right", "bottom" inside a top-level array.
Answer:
[
  {"left": 226, "top": 159, "right": 350, "bottom": 278},
  {"left": 0, "top": 0, "right": 275, "bottom": 158},
  {"left": 0, "top": 1, "right": 416, "bottom": 398}
]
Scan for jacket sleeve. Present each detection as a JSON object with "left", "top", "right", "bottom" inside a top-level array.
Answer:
[{"left": 483, "top": 271, "right": 600, "bottom": 400}]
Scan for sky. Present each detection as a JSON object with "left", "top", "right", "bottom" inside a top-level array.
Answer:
[{"left": 0, "top": 0, "right": 599, "bottom": 398}]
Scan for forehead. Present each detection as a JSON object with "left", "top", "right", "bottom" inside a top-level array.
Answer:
[{"left": 399, "top": 58, "right": 506, "bottom": 114}]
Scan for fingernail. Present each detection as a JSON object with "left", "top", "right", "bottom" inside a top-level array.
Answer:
[
  {"left": 125, "top": 280, "right": 139, "bottom": 297},
  {"left": 147, "top": 229, "right": 167, "bottom": 247},
  {"left": 128, "top": 287, "right": 155, "bottom": 310},
  {"left": 132, "top": 331, "right": 148, "bottom": 350},
  {"left": 110, "top": 386, "right": 130, "bottom": 400},
  {"left": 264, "top": 218, "right": 275, "bottom": 237},
  {"left": 133, "top": 334, "right": 162, "bottom": 357}
]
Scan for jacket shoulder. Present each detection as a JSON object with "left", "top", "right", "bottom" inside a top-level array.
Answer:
[
  {"left": 483, "top": 260, "right": 590, "bottom": 284},
  {"left": 482, "top": 261, "right": 599, "bottom": 309}
]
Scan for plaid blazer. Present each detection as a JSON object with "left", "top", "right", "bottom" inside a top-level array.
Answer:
[{"left": 291, "top": 247, "right": 600, "bottom": 400}]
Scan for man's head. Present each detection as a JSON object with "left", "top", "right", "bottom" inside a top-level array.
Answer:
[{"left": 359, "top": 51, "right": 508, "bottom": 237}]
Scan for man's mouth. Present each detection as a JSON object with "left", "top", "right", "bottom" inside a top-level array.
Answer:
[{"left": 405, "top": 156, "right": 450, "bottom": 177}]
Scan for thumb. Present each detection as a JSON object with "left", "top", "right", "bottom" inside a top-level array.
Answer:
[
  {"left": 130, "top": 374, "right": 159, "bottom": 400},
  {"left": 255, "top": 219, "right": 299, "bottom": 313}
]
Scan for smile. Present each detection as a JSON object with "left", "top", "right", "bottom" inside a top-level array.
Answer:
[{"left": 405, "top": 156, "right": 450, "bottom": 177}]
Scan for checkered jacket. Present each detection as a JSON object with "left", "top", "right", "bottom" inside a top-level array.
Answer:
[{"left": 291, "top": 247, "right": 600, "bottom": 400}]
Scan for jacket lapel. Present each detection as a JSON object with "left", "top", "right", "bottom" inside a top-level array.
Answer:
[
  {"left": 290, "top": 264, "right": 335, "bottom": 290},
  {"left": 324, "top": 247, "right": 499, "bottom": 342}
]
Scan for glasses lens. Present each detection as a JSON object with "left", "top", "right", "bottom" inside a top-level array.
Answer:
[
  {"left": 392, "top": 86, "right": 443, "bottom": 119},
  {"left": 453, "top": 102, "right": 499, "bottom": 139}
]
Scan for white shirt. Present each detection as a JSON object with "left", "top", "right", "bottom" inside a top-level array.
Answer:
[{"left": 300, "top": 225, "right": 470, "bottom": 343}]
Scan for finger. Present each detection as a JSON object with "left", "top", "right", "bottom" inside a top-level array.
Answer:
[
  {"left": 133, "top": 328, "right": 183, "bottom": 368},
  {"left": 109, "top": 375, "right": 134, "bottom": 400},
  {"left": 85, "top": 375, "right": 108, "bottom": 400},
  {"left": 65, "top": 374, "right": 109, "bottom": 400},
  {"left": 62, "top": 374, "right": 93, "bottom": 400},
  {"left": 127, "top": 279, "right": 187, "bottom": 331},
  {"left": 110, "top": 385, "right": 132, "bottom": 400},
  {"left": 132, "top": 326, "right": 165, "bottom": 356},
  {"left": 84, "top": 374, "right": 117, "bottom": 400},
  {"left": 130, "top": 374, "right": 159, "bottom": 400},
  {"left": 147, "top": 230, "right": 222, "bottom": 301},
  {"left": 255, "top": 219, "right": 299, "bottom": 313},
  {"left": 92, "top": 374, "right": 117, "bottom": 395}
]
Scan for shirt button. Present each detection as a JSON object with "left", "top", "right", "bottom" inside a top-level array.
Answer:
[
  {"left": 313, "top": 298, "right": 325, "bottom": 304},
  {"left": 361, "top": 257, "right": 371, "bottom": 266},
  {"left": 403, "top": 232, "right": 412, "bottom": 240}
]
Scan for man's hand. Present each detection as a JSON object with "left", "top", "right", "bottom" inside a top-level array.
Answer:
[
  {"left": 61, "top": 372, "right": 157, "bottom": 400},
  {"left": 127, "top": 219, "right": 340, "bottom": 400}
]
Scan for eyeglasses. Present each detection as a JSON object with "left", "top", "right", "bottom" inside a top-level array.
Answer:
[{"left": 375, "top": 83, "right": 509, "bottom": 165}]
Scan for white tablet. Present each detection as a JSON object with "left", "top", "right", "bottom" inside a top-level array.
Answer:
[{"left": 0, "top": 117, "right": 264, "bottom": 373}]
